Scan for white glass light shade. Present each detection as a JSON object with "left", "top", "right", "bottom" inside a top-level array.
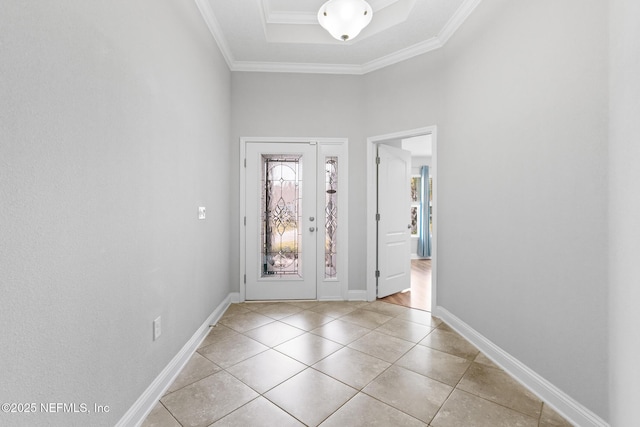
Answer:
[{"left": 317, "top": 0, "right": 373, "bottom": 41}]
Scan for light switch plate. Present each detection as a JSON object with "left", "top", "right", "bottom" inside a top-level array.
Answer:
[
  {"left": 153, "top": 316, "right": 161, "bottom": 341},
  {"left": 198, "top": 207, "right": 206, "bottom": 220}
]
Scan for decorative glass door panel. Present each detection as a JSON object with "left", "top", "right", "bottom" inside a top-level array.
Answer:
[
  {"left": 246, "top": 142, "right": 317, "bottom": 300},
  {"left": 262, "top": 155, "right": 303, "bottom": 277},
  {"left": 324, "top": 157, "right": 338, "bottom": 279}
]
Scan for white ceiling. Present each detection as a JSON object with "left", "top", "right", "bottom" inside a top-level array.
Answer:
[
  {"left": 194, "top": 0, "right": 481, "bottom": 75},
  {"left": 403, "top": 134, "right": 432, "bottom": 157}
]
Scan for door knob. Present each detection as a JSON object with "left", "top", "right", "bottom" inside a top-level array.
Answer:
[
  {"left": 407, "top": 224, "right": 411, "bottom": 229},
  {"left": 309, "top": 227, "right": 315, "bottom": 232},
  {"left": 309, "top": 217, "right": 315, "bottom": 221}
]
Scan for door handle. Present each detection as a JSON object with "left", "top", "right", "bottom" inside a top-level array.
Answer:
[
  {"left": 309, "top": 227, "right": 315, "bottom": 232},
  {"left": 407, "top": 224, "right": 411, "bottom": 229}
]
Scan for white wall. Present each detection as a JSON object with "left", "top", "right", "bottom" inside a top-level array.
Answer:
[
  {"left": 609, "top": 0, "right": 640, "bottom": 424},
  {"left": 0, "top": 1, "right": 231, "bottom": 425},
  {"left": 437, "top": 0, "right": 609, "bottom": 420},
  {"left": 363, "top": 53, "right": 443, "bottom": 137}
]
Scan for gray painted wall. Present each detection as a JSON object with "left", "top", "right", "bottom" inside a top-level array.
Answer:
[
  {"left": 3, "top": 0, "right": 634, "bottom": 424},
  {"left": 0, "top": 1, "right": 231, "bottom": 425},
  {"left": 609, "top": 0, "right": 640, "bottom": 424},
  {"left": 230, "top": 72, "right": 366, "bottom": 291},
  {"left": 438, "top": 0, "right": 609, "bottom": 419}
]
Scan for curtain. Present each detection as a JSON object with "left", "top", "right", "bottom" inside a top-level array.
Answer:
[{"left": 417, "top": 165, "right": 431, "bottom": 258}]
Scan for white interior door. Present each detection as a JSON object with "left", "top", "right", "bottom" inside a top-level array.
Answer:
[
  {"left": 245, "top": 142, "right": 317, "bottom": 300},
  {"left": 377, "top": 144, "right": 412, "bottom": 298}
]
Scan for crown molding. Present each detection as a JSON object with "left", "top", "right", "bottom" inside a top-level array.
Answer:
[
  {"left": 361, "top": 36, "right": 443, "bottom": 74},
  {"left": 195, "top": 0, "right": 482, "bottom": 75},
  {"left": 232, "top": 61, "right": 364, "bottom": 75},
  {"left": 438, "top": 0, "right": 483, "bottom": 44},
  {"left": 193, "top": 0, "right": 235, "bottom": 69}
]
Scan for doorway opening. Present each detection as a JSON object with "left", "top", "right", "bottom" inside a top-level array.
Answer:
[{"left": 366, "top": 127, "right": 437, "bottom": 312}]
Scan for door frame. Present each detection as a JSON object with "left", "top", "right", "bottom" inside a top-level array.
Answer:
[
  {"left": 240, "top": 137, "right": 349, "bottom": 302},
  {"left": 366, "top": 126, "right": 437, "bottom": 311}
]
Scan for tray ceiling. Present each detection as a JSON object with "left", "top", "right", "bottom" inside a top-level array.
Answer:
[{"left": 195, "top": 0, "right": 481, "bottom": 74}]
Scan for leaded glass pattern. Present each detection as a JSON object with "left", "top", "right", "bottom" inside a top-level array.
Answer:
[
  {"left": 261, "top": 155, "right": 302, "bottom": 277},
  {"left": 325, "top": 157, "right": 338, "bottom": 278}
]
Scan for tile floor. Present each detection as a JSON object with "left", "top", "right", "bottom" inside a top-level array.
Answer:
[{"left": 142, "top": 301, "right": 573, "bottom": 427}]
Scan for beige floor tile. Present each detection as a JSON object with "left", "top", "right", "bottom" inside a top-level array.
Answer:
[
  {"left": 218, "top": 311, "right": 274, "bottom": 333},
  {"left": 339, "top": 309, "right": 393, "bottom": 329},
  {"left": 198, "top": 325, "right": 238, "bottom": 349},
  {"left": 141, "top": 402, "right": 180, "bottom": 427},
  {"left": 251, "top": 302, "right": 303, "bottom": 320},
  {"left": 310, "top": 319, "right": 371, "bottom": 345},
  {"left": 457, "top": 362, "right": 542, "bottom": 418},
  {"left": 474, "top": 352, "right": 500, "bottom": 369},
  {"left": 419, "top": 328, "right": 480, "bottom": 360},
  {"left": 395, "top": 310, "right": 442, "bottom": 327},
  {"left": 275, "top": 333, "right": 343, "bottom": 365},
  {"left": 375, "top": 317, "right": 434, "bottom": 343},
  {"left": 221, "top": 304, "right": 253, "bottom": 318},
  {"left": 264, "top": 369, "right": 357, "bottom": 426},
  {"left": 435, "top": 322, "right": 456, "bottom": 332},
  {"left": 286, "top": 300, "right": 322, "bottom": 309},
  {"left": 226, "top": 350, "right": 306, "bottom": 393},
  {"left": 142, "top": 301, "right": 571, "bottom": 427},
  {"left": 396, "top": 345, "right": 472, "bottom": 386},
  {"left": 198, "top": 334, "right": 268, "bottom": 368},
  {"left": 241, "top": 302, "right": 277, "bottom": 311},
  {"left": 348, "top": 330, "right": 414, "bottom": 363},
  {"left": 211, "top": 397, "right": 304, "bottom": 427},
  {"left": 313, "top": 347, "right": 391, "bottom": 389},
  {"left": 166, "top": 352, "right": 221, "bottom": 394},
  {"left": 363, "top": 300, "right": 412, "bottom": 317},
  {"left": 308, "top": 301, "right": 358, "bottom": 318},
  {"left": 242, "top": 321, "right": 305, "bottom": 348},
  {"left": 280, "top": 310, "right": 333, "bottom": 331},
  {"left": 319, "top": 393, "right": 426, "bottom": 427},
  {"left": 430, "top": 389, "right": 538, "bottom": 427},
  {"left": 161, "top": 371, "right": 258, "bottom": 427},
  {"left": 362, "top": 365, "right": 452, "bottom": 423},
  {"left": 539, "top": 403, "right": 574, "bottom": 426}
]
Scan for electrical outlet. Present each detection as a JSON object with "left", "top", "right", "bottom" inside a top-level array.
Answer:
[
  {"left": 198, "top": 207, "right": 206, "bottom": 220},
  {"left": 153, "top": 316, "right": 161, "bottom": 341}
]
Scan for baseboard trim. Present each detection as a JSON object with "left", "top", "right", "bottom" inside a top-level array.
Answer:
[
  {"left": 116, "top": 294, "right": 232, "bottom": 427},
  {"left": 433, "top": 306, "right": 609, "bottom": 427},
  {"left": 347, "top": 290, "right": 368, "bottom": 301},
  {"left": 229, "top": 292, "right": 241, "bottom": 303}
]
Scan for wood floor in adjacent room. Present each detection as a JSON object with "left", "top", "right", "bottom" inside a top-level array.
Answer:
[{"left": 379, "top": 259, "right": 431, "bottom": 311}]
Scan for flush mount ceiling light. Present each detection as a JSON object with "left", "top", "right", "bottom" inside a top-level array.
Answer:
[{"left": 317, "top": 0, "right": 373, "bottom": 42}]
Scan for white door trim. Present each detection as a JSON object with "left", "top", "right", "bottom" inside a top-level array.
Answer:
[
  {"left": 240, "top": 137, "right": 349, "bottom": 302},
  {"left": 366, "top": 126, "right": 438, "bottom": 310}
]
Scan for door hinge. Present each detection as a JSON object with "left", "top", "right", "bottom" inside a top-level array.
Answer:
[
  {"left": 244, "top": 274, "right": 246, "bottom": 284},
  {"left": 376, "top": 213, "right": 380, "bottom": 221},
  {"left": 376, "top": 156, "right": 381, "bottom": 164},
  {"left": 244, "top": 158, "right": 246, "bottom": 168},
  {"left": 375, "top": 270, "right": 380, "bottom": 278},
  {"left": 244, "top": 216, "right": 246, "bottom": 226}
]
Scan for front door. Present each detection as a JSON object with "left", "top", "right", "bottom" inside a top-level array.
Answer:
[
  {"left": 245, "top": 142, "right": 318, "bottom": 300},
  {"left": 377, "top": 144, "right": 412, "bottom": 298}
]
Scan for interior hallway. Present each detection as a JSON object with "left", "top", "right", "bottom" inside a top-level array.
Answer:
[
  {"left": 142, "top": 300, "right": 571, "bottom": 426},
  {"left": 379, "top": 259, "right": 432, "bottom": 311}
]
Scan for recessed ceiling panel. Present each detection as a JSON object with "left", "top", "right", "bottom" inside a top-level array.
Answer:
[{"left": 201, "top": 0, "right": 476, "bottom": 73}]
